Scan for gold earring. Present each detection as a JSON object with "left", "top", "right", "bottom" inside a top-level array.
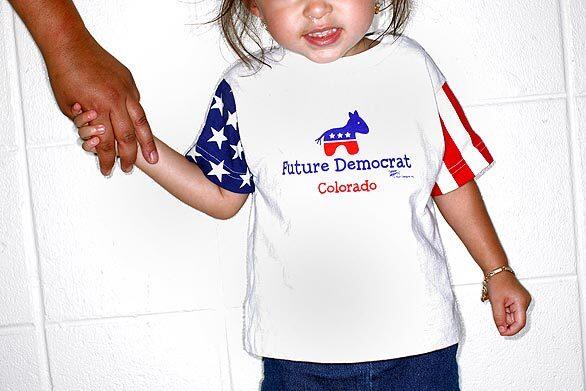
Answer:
[
  {"left": 261, "top": 19, "right": 267, "bottom": 29},
  {"left": 374, "top": 1, "right": 382, "bottom": 14}
]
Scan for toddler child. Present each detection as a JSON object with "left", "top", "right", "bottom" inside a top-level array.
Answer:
[{"left": 70, "top": 0, "right": 531, "bottom": 389}]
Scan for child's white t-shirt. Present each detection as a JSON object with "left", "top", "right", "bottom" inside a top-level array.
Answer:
[{"left": 184, "top": 33, "right": 495, "bottom": 363}]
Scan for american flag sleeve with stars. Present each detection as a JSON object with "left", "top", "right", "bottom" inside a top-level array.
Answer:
[
  {"left": 184, "top": 78, "right": 255, "bottom": 194},
  {"left": 428, "top": 64, "right": 495, "bottom": 196}
]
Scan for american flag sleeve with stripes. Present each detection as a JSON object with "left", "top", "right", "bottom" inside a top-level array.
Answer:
[
  {"left": 184, "top": 77, "right": 255, "bottom": 194},
  {"left": 430, "top": 74, "right": 495, "bottom": 197}
]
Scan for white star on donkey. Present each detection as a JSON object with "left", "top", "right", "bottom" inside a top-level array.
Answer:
[
  {"left": 210, "top": 95, "right": 224, "bottom": 115},
  {"left": 230, "top": 140, "right": 244, "bottom": 160},
  {"left": 208, "top": 160, "right": 230, "bottom": 182},
  {"left": 207, "top": 125, "right": 227, "bottom": 149},
  {"left": 240, "top": 169, "right": 252, "bottom": 188},
  {"left": 226, "top": 110, "right": 238, "bottom": 130}
]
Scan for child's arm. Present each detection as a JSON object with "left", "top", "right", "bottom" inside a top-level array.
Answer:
[
  {"left": 433, "top": 180, "right": 507, "bottom": 274},
  {"left": 134, "top": 137, "right": 249, "bottom": 220},
  {"left": 73, "top": 106, "right": 248, "bottom": 220},
  {"left": 432, "top": 180, "right": 532, "bottom": 336}
]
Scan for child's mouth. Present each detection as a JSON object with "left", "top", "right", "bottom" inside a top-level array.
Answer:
[{"left": 303, "top": 27, "right": 342, "bottom": 47}]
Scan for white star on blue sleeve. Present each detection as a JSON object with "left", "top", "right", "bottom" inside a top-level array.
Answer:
[
  {"left": 230, "top": 140, "right": 244, "bottom": 160},
  {"left": 207, "top": 124, "right": 228, "bottom": 149},
  {"left": 208, "top": 160, "right": 230, "bottom": 181},
  {"left": 239, "top": 169, "right": 252, "bottom": 188},
  {"left": 183, "top": 78, "right": 255, "bottom": 194},
  {"left": 210, "top": 95, "right": 224, "bottom": 116},
  {"left": 226, "top": 110, "right": 238, "bottom": 131}
]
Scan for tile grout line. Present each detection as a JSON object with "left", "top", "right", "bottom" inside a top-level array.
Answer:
[
  {"left": 558, "top": 0, "right": 586, "bottom": 384},
  {"left": 455, "top": 272, "right": 577, "bottom": 288},
  {"left": 215, "top": 222, "right": 236, "bottom": 391},
  {"left": 7, "top": 7, "right": 54, "bottom": 391},
  {"left": 468, "top": 92, "right": 567, "bottom": 107},
  {"left": 45, "top": 306, "right": 226, "bottom": 326},
  {"left": 0, "top": 323, "right": 35, "bottom": 333}
]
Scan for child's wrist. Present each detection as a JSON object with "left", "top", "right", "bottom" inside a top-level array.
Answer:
[{"left": 481, "top": 265, "right": 516, "bottom": 302}]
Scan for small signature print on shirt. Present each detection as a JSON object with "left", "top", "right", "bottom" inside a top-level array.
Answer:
[{"left": 389, "top": 169, "right": 414, "bottom": 179}]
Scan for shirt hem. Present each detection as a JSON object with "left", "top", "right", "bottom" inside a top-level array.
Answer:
[{"left": 244, "top": 332, "right": 461, "bottom": 364}]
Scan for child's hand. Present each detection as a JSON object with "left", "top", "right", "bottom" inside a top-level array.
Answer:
[
  {"left": 71, "top": 102, "right": 108, "bottom": 155},
  {"left": 486, "top": 271, "right": 532, "bottom": 336}
]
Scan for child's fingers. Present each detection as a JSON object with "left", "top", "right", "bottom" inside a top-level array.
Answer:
[
  {"left": 73, "top": 109, "right": 98, "bottom": 128},
  {"left": 493, "top": 298, "right": 526, "bottom": 336},
  {"left": 82, "top": 137, "right": 100, "bottom": 153},
  {"left": 71, "top": 102, "right": 82, "bottom": 117},
  {"left": 78, "top": 125, "right": 106, "bottom": 140},
  {"left": 506, "top": 308, "right": 514, "bottom": 326},
  {"left": 491, "top": 299, "right": 508, "bottom": 334},
  {"left": 505, "top": 301, "right": 526, "bottom": 334}
]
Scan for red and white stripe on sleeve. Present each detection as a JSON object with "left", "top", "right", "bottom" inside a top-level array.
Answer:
[{"left": 431, "top": 82, "right": 495, "bottom": 196}]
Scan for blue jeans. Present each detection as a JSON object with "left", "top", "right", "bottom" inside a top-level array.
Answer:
[{"left": 260, "top": 343, "right": 459, "bottom": 391}]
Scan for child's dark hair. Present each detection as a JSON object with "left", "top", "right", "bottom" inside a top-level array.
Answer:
[{"left": 200, "top": 0, "right": 412, "bottom": 71}]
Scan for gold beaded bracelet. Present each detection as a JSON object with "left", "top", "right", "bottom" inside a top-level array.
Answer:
[{"left": 481, "top": 265, "right": 515, "bottom": 302}]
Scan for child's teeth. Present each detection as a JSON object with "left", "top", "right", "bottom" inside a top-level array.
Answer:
[{"left": 308, "top": 28, "right": 337, "bottom": 37}]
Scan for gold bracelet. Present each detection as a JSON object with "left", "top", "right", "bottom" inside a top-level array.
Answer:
[{"left": 481, "top": 265, "right": 515, "bottom": 302}]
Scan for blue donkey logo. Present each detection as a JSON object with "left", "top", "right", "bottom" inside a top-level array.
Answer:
[{"left": 314, "top": 110, "right": 369, "bottom": 156}]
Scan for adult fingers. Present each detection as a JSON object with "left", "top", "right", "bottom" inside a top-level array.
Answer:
[
  {"left": 91, "top": 112, "right": 117, "bottom": 176},
  {"left": 128, "top": 74, "right": 141, "bottom": 102},
  {"left": 110, "top": 105, "right": 137, "bottom": 173},
  {"left": 126, "top": 98, "right": 158, "bottom": 164}
]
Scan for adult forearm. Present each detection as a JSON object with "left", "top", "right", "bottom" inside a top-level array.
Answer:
[
  {"left": 432, "top": 180, "right": 509, "bottom": 275},
  {"left": 7, "top": 0, "right": 91, "bottom": 59},
  {"left": 134, "top": 137, "right": 234, "bottom": 220}
]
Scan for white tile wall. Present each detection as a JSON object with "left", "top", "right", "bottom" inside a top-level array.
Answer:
[
  {"left": 2, "top": 0, "right": 584, "bottom": 389},
  {"left": 46, "top": 311, "right": 228, "bottom": 391},
  {"left": 567, "top": 0, "right": 585, "bottom": 95},
  {"left": 455, "top": 278, "right": 583, "bottom": 390},
  {"left": 407, "top": 0, "right": 565, "bottom": 101},
  {"left": 0, "top": 328, "right": 42, "bottom": 390},
  {"left": 26, "top": 146, "right": 223, "bottom": 322},
  {"left": 0, "top": 0, "right": 32, "bottom": 329},
  {"left": 0, "top": 152, "right": 32, "bottom": 326}
]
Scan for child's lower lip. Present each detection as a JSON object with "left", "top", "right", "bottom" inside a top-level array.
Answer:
[{"left": 303, "top": 28, "right": 342, "bottom": 47}]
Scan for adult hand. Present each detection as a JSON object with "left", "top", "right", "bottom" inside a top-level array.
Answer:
[{"left": 46, "top": 34, "right": 158, "bottom": 175}]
